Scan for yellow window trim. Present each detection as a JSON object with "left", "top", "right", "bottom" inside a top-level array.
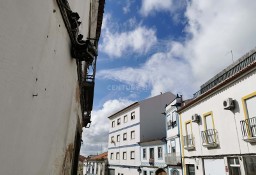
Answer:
[
  {"left": 242, "top": 91, "right": 256, "bottom": 120},
  {"left": 202, "top": 111, "right": 215, "bottom": 131}
]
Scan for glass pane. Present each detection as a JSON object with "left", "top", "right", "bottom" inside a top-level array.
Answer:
[
  {"left": 205, "top": 115, "right": 213, "bottom": 130},
  {"left": 229, "top": 167, "right": 241, "bottom": 175},
  {"left": 245, "top": 96, "right": 256, "bottom": 118}
]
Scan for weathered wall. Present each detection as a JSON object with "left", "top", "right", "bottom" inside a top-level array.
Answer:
[{"left": 0, "top": 0, "right": 95, "bottom": 174}]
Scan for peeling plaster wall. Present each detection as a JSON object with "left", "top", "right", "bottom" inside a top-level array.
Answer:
[{"left": 0, "top": 0, "right": 95, "bottom": 174}]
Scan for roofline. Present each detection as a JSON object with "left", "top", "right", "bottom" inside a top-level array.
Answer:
[
  {"left": 178, "top": 59, "right": 256, "bottom": 113},
  {"left": 108, "top": 102, "right": 139, "bottom": 119},
  {"left": 96, "top": 0, "right": 105, "bottom": 41}
]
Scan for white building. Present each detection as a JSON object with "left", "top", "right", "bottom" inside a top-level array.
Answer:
[
  {"left": 108, "top": 92, "right": 175, "bottom": 175},
  {"left": 178, "top": 48, "right": 256, "bottom": 175},
  {"left": 86, "top": 152, "right": 108, "bottom": 175},
  {"left": 165, "top": 96, "right": 184, "bottom": 175},
  {"left": 139, "top": 139, "right": 167, "bottom": 175},
  {"left": 0, "top": 0, "right": 104, "bottom": 174}
]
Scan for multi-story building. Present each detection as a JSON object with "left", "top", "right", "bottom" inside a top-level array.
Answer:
[
  {"left": 86, "top": 152, "right": 108, "bottom": 175},
  {"left": 139, "top": 139, "right": 167, "bottom": 175},
  {"left": 178, "top": 48, "right": 256, "bottom": 175},
  {"left": 0, "top": 0, "right": 104, "bottom": 174},
  {"left": 108, "top": 92, "right": 175, "bottom": 175},
  {"left": 165, "top": 95, "right": 184, "bottom": 175}
]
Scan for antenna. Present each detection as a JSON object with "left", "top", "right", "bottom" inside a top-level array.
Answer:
[{"left": 231, "top": 50, "right": 234, "bottom": 63}]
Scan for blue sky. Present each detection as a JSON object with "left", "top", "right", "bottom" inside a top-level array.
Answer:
[{"left": 81, "top": 0, "right": 256, "bottom": 156}]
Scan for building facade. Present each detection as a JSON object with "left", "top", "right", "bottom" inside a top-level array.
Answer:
[
  {"left": 86, "top": 152, "right": 108, "bottom": 175},
  {"left": 178, "top": 48, "right": 256, "bottom": 175},
  {"left": 165, "top": 96, "right": 183, "bottom": 175},
  {"left": 0, "top": 0, "right": 104, "bottom": 174},
  {"left": 108, "top": 92, "right": 175, "bottom": 175},
  {"left": 140, "top": 139, "right": 167, "bottom": 175}
]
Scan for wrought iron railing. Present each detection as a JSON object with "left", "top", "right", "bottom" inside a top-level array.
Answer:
[
  {"left": 193, "top": 51, "right": 256, "bottom": 98},
  {"left": 201, "top": 129, "right": 218, "bottom": 145},
  {"left": 165, "top": 153, "right": 181, "bottom": 165},
  {"left": 183, "top": 134, "right": 194, "bottom": 148},
  {"left": 240, "top": 116, "right": 256, "bottom": 138}
]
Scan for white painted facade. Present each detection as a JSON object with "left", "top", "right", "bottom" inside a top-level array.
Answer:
[
  {"left": 140, "top": 140, "right": 167, "bottom": 175},
  {"left": 0, "top": 0, "right": 104, "bottom": 174},
  {"left": 108, "top": 93, "right": 175, "bottom": 175},
  {"left": 165, "top": 97, "right": 183, "bottom": 175},
  {"left": 179, "top": 49, "right": 256, "bottom": 175}
]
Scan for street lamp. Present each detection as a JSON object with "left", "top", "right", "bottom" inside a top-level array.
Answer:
[{"left": 137, "top": 167, "right": 142, "bottom": 174}]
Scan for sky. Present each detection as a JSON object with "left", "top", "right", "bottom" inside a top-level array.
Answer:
[{"left": 80, "top": 0, "right": 256, "bottom": 156}]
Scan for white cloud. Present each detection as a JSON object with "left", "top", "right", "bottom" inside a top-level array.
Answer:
[
  {"left": 98, "top": 0, "right": 256, "bottom": 98},
  {"left": 140, "top": 0, "right": 173, "bottom": 16},
  {"left": 81, "top": 99, "right": 133, "bottom": 156},
  {"left": 99, "top": 14, "right": 157, "bottom": 58},
  {"left": 98, "top": 41, "right": 194, "bottom": 98}
]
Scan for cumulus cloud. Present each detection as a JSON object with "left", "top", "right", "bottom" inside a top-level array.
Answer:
[
  {"left": 140, "top": 0, "right": 173, "bottom": 16},
  {"left": 99, "top": 14, "right": 157, "bottom": 58},
  {"left": 98, "top": 41, "right": 194, "bottom": 97},
  {"left": 81, "top": 99, "right": 133, "bottom": 156},
  {"left": 98, "top": 0, "right": 256, "bottom": 97}
]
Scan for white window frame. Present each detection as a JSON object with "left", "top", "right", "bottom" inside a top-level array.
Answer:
[
  {"left": 124, "top": 115, "right": 128, "bottom": 123},
  {"left": 131, "top": 130, "right": 135, "bottom": 139},
  {"left": 123, "top": 152, "right": 127, "bottom": 160},
  {"left": 130, "top": 151, "right": 135, "bottom": 159},
  {"left": 158, "top": 146, "right": 163, "bottom": 159},
  {"left": 116, "top": 152, "right": 120, "bottom": 160},
  {"left": 117, "top": 118, "right": 121, "bottom": 125},
  {"left": 123, "top": 133, "right": 127, "bottom": 141},
  {"left": 117, "top": 135, "right": 120, "bottom": 142}
]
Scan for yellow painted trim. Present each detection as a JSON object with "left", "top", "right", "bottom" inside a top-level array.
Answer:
[
  {"left": 241, "top": 91, "right": 256, "bottom": 137},
  {"left": 179, "top": 114, "right": 186, "bottom": 175},
  {"left": 203, "top": 111, "right": 216, "bottom": 143}
]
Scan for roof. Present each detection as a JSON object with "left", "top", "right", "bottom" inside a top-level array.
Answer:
[
  {"left": 108, "top": 92, "right": 175, "bottom": 119},
  {"left": 178, "top": 48, "right": 256, "bottom": 113},
  {"left": 79, "top": 155, "right": 86, "bottom": 162},
  {"left": 88, "top": 152, "right": 108, "bottom": 161}
]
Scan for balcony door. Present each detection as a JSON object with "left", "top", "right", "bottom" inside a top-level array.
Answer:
[
  {"left": 185, "top": 121, "right": 192, "bottom": 146},
  {"left": 149, "top": 148, "right": 154, "bottom": 159}
]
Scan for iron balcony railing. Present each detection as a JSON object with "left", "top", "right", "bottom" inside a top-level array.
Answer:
[
  {"left": 183, "top": 134, "right": 195, "bottom": 148},
  {"left": 240, "top": 116, "right": 256, "bottom": 139},
  {"left": 193, "top": 51, "right": 256, "bottom": 98},
  {"left": 201, "top": 129, "right": 218, "bottom": 145},
  {"left": 165, "top": 153, "right": 181, "bottom": 165}
]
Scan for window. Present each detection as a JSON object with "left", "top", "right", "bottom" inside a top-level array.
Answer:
[
  {"left": 158, "top": 147, "right": 163, "bottom": 159},
  {"left": 110, "top": 136, "right": 114, "bottom": 143},
  {"left": 112, "top": 121, "right": 115, "bottom": 128},
  {"left": 149, "top": 171, "right": 154, "bottom": 175},
  {"left": 117, "top": 118, "right": 121, "bottom": 125},
  {"left": 131, "top": 130, "right": 135, "bottom": 139},
  {"left": 116, "top": 152, "right": 120, "bottom": 160},
  {"left": 171, "top": 140, "right": 176, "bottom": 153},
  {"left": 110, "top": 153, "right": 114, "bottom": 159},
  {"left": 131, "top": 111, "right": 135, "bottom": 120},
  {"left": 117, "top": 135, "right": 120, "bottom": 142},
  {"left": 143, "top": 171, "right": 147, "bottom": 175},
  {"left": 143, "top": 148, "right": 147, "bottom": 159},
  {"left": 123, "top": 152, "right": 127, "bottom": 160},
  {"left": 149, "top": 148, "right": 154, "bottom": 159},
  {"left": 130, "top": 151, "right": 135, "bottom": 159},
  {"left": 123, "top": 133, "right": 127, "bottom": 141},
  {"left": 187, "top": 164, "right": 195, "bottom": 175},
  {"left": 228, "top": 157, "right": 241, "bottom": 175},
  {"left": 172, "top": 111, "right": 177, "bottom": 127},
  {"left": 124, "top": 115, "right": 128, "bottom": 123},
  {"left": 203, "top": 112, "right": 214, "bottom": 130},
  {"left": 243, "top": 93, "right": 256, "bottom": 119}
]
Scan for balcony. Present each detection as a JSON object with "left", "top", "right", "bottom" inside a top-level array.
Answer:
[
  {"left": 201, "top": 129, "right": 218, "bottom": 148},
  {"left": 165, "top": 153, "right": 181, "bottom": 165},
  {"left": 183, "top": 134, "right": 195, "bottom": 150},
  {"left": 240, "top": 117, "right": 256, "bottom": 142},
  {"left": 149, "top": 158, "right": 154, "bottom": 166}
]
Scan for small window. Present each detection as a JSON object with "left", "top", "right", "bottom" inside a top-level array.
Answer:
[
  {"left": 124, "top": 115, "right": 128, "bottom": 123},
  {"left": 112, "top": 121, "right": 115, "bottom": 128},
  {"left": 130, "top": 151, "right": 135, "bottom": 159},
  {"left": 143, "top": 171, "right": 147, "bottom": 175},
  {"left": 131, "top": 130, "right": 135, "bottom": 139},
  {"left": 143, "top": 148, "right": 147, "bottom": 159},
  {"left": 117, "top": 118, "right": 121, "bottom": 125},
  {"left": 123, "top": 133, "right": 127, "bottom": 141},
  {"left": 110, "top": 136, "right": 114, "bottom": 143},
  {"left": 158, "top": 146, "right": 163, "bottom": 159},
  {"left": 131, "top": 111, "right": 135, "bottom": 120},
  {"left": 123, "top": 152, "right": 127, "bottom": 160},
  {"left": 117, "top": 135, "right": 120, "bottom": 142},
  {"left": 149, "top": 171, "right": 154, "bottom": 175},
  {"left": 172, "top": 111, "right": 177, "bottom": 127},
  {"left": 116, "top": 152, "right": 120, "bottom": 160},
  {"left": 171, "top": 140, "right": 176, "bottom": 153},
  {"left": 110, "top": 153, "right": 114, "bottom": 160}
]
